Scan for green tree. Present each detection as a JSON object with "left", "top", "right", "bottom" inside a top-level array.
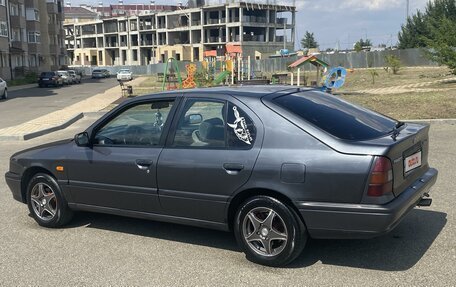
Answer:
[
  {"left": 398, "top": 0, "right": 456, "bottom": 49},
  {"left": 422, "top": 16, "right": 456, "bottom": 74},
  {"left": 354, "top": 38, "right": 372, "bottom": 52},
  {"left": 385, "top": 55, "right": 402, "bottom": 74},
  {"left": 300, "top": 31, "right": 318, "bottom": 49}
]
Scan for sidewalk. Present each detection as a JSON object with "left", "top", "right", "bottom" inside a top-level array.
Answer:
[
  {"left": 0, "top": 77, "right": 146, "bottom": 141},
  {"left": 8, "top": 83, "right": 37, "bottom": 92}
]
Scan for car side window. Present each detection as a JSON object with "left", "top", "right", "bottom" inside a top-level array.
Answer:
[
  {"left": 94, "top": 100, "right": 174, "bottom": 146},
  {"left": 226, "top": 102, "right": 256, "bottom": 148},
  {"left": 172, "top": 99, "right": 226, "bottom": 148}
]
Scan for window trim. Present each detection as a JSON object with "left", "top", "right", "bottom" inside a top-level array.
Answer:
[{"left": 89, "top": 96, "right": 180, "bottom": 148}]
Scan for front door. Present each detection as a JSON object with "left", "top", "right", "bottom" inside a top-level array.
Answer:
[
  {"left": 66, "top": 97, "right": 177, "bottom": 213},
  {"left": 157, "top": 95, "right": 263, "bottom": 223}
]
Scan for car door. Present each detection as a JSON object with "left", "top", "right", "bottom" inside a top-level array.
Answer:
[
  {"left": 66, "top": 96, "right": 179, "bottom": 213},
  {"left": 157, "top": 94, "right": 263, "bottom": 223}
]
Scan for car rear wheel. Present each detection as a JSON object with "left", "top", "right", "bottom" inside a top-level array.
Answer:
[
  {"left": 234, "top": 196, "right": 307, "bottom": 267},
  {"left": 26, "top": 173, "right": 73, "bottom": 228},
  {"left": 1, "top": 88, "right": 6, "bottom": 99}
]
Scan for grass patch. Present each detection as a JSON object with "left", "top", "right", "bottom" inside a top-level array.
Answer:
[
  {"left": 340, "top": 89, "right": 456, "bottom": 119},
  {"left": 7, "top": 73, "right": 38, "bottom": 86},
  {"left": 339, "top": 66, "right": 453, "bottom": 91}
]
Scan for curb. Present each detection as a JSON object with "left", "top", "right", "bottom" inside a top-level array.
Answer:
[{"left": 0, "top": 113, "right": 84, "bottom": 141}]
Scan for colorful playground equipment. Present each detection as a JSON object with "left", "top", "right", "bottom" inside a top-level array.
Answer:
[
  {"left": 322, "top": 67, "right": 347, "bottom": 92},
  {"left": 288, "top": 55, "right": 347, "bottom": 92},
  {"left": 161, "top": 57, "right": 182, "bottom": 91}
]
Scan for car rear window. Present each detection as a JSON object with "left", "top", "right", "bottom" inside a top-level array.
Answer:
[
  {"left": 41, "top": 72, "right": 54, "bottom": 77},
  {"left": 273, "top": 92, "right": 397, "bottom": 141}
]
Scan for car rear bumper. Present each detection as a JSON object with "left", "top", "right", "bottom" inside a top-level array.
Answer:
[
  {"left": 295, "top": 168, "right": 438, "bottom": 239},
  {"left": 5, "top": 172, "right": 23, "bottom": 203}
]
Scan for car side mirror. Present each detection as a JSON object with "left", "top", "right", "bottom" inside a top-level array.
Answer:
[
  {"left": 74, "top": 132, "right": 91, "bottom": 147},
  {"left": 187, "top": 114, "right": 203, "bottom": 125}
]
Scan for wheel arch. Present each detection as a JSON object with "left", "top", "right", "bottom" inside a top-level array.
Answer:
[
  {"left": 21, "top": 166, "right": 56, "bottom": 203},
  {"left": 227, "top": 188, "right": 306, "bottom": 231}
]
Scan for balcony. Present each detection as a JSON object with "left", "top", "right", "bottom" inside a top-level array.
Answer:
[
  {"left": 139, "top": 24, "right": 153, "bottom": 30},
  {"left": 276, "top": 18, "right": 287, "bottom": 25},
  {"left": 106, "top": 42, "right": 118, "bottom": 48},
  {"left": 242, "top": 16, "right": 267, "bottom": 23},
  {"left": 191, "top": 20, "right": 201, "bottom": 26},
  {"left": 243, "top": 34, "right": 265, "bottom": 42},
  {"left": 140, "top": 40, "right": 154, "bottom": 46}
]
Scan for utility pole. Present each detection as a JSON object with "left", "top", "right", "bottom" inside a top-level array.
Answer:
[{"left": 406, "top": 0, "right": 410, "bottom": 19}]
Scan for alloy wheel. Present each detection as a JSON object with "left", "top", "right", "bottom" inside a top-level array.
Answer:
[
  {"left": 242, "top": 207, "right": 288, "bottom": 257},
  {"left": 30, "top": 182, "right": 58, "bottom": 221}
]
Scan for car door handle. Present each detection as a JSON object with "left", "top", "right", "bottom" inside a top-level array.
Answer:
[
  {"left": 135, "top": 159, "right": 153, "bottom": 170},
  {"left": 223, "top": 163, "right": 244, "bottom": 175}
]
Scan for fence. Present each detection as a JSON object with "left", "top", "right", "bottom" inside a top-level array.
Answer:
[
  {"left": 253, "top": 48, "right": 437, "bottom": 74},
  {"left": 73, "top": 61, "right": 199, "bottom": 77},
  {"left": 71, "top": 48, "right": 437, "bottom": 77}
]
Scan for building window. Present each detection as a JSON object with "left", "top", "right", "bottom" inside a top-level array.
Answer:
[
  {"left": 28, "top": 31, "right": 41, "bottom": 43},
  {"left": 0, "top": 0, "right": 5, "bottom": 6},
  {"left": 26, "top": 8, "right": 40, "bottom": 21},
  {"left": 12, "top": 28, "right": 21, "bottom": 41},
  {"left": 0, "top": 21, "right": 8, "bottom": 37},
  {"left": 29, "top": 55, "right": 37, "bottom": 67},
  {"left": 10, "top": 4, "right": 19, "bottom": 16}
]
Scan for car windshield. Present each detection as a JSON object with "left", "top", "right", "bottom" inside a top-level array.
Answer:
[
  {"left": 68, "top": 71, "right": 75, "bottom": 75},
  {"left": 93, "top": 70, "right": 101, "bottom": 73},
  {"left": 273, "top": 91, "right": 398, "bottom": 141},
  {"left": 41, "top": 72, "right": 55, "bottom": 77},
  {"left": 119, "top": 70, "right": 130, "bottom": 73}
]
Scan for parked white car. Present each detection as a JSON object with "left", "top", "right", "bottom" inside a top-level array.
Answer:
[
  {"left": 67, "top": 70, "right": 82, "bottom": 84},
  {"left": 117, "top": 69, "right": 133, "bottom": 81},
  {"left": 0, "top": 77, "right": 7, "bottom": 99},
  {"left": 57, "top": 70, "right": 71, "bottom": 85}
]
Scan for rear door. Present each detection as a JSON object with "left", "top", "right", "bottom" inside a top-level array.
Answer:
[{"left": 157, "top": 94, "right": 263, "bottom": 223}]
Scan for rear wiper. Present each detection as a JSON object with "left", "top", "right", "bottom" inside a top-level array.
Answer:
[
  {"left": 396, "top": 121, "right": 405, "bottom": 128},
  {"left": 391, "top": 121, "right": 405, "bottom": 140}
]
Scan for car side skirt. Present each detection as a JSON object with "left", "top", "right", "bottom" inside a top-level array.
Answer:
[{"left": 68, "top": 203, "right": 230, "bottom": 232}]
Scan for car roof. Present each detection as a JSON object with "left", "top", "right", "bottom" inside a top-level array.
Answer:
[{"left": 139, "top": 85, "right": 314, "bottom": 100}]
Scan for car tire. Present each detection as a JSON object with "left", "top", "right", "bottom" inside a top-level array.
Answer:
[
  {"left": 26, "top": 173, "right": 74, "bottom": 228},
  {"left": 1, "top": 88, "right": 6, "bottom": 99},
  {"left": 234, "top": 196, "right": 307, "bottom": 267}
]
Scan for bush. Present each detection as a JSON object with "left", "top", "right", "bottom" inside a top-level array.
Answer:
[{"left": 385, "top": 55, "right": 402, "bottom": 74}]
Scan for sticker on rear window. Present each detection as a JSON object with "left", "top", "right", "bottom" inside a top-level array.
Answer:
[{"left": 228, "top": 106, "right": 252, "bottom": 145}]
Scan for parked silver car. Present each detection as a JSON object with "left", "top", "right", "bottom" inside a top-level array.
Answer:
[
  {"left": 57, "top": 71, "right": 71, "bottom": 85},
  {"left": 0, "top": 77, "right": 7, "bottom": 99},
  {"left": 67, "top": 70, "right": 82, "bottom": 84}
]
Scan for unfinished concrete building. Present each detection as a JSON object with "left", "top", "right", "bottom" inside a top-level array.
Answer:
[{"left": 64, "top": 0, "right": 296, "bottom": 66}]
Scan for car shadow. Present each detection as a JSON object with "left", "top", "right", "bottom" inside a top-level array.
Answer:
[
  {"left": 66, "top": 208, "right": 446, "bottom": 270},
  {"left": 67, "top": 212, "right": 241, "bottom": 252},
  {"left": 289, "top": 209, "right": 447, "bottom": 270}
]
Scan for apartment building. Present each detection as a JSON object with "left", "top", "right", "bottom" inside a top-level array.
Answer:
[
  {"left": 0, "top": 0, "right": 66, "bottom": 81},
  {"left": 64, "top": 1, "right": 295, "bottom": 66}
]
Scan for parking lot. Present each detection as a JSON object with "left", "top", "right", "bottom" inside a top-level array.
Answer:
[
  {"left": 0, "top": 77, "right": 119, "bottom": 129},
  {"left": 0, "top": 116, "right": 454, "bottom": 286}
]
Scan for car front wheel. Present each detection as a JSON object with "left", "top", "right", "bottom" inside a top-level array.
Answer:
[
  {"left": 234, "top": 196, "right": 307, "bottom": 267},
  {"left": 26, "top": 173, "right": 73, "bottom": 228},
  {"left": 1, "top": 88, "right": 6, "bottom": 99}
]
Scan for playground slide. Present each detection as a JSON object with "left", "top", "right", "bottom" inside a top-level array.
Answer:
[{"left": 213, "top": 71, "right": 230, "bottom": 85}]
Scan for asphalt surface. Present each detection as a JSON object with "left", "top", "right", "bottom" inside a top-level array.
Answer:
[
  {"left": 0, "top": 78, "right": 119, "bottom": 129},
  {"left": 0, "top": 116, "right": 454, "bottom": 286}
]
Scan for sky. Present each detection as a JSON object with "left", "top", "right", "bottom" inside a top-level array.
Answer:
[{"left": 68, "top": 0, "right": 430, "bottom": 50}]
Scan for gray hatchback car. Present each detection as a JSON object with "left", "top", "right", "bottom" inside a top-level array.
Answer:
[{"left": 5, "top": 86, "right": 438, "bottom": 266}]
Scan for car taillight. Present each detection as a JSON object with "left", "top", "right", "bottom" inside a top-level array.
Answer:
[
  {"left": 52, "top": 76, "right": 57, "bottom": 80},
  {"left": 367, "top": 156, "right": 393, "bottom": 197}
]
